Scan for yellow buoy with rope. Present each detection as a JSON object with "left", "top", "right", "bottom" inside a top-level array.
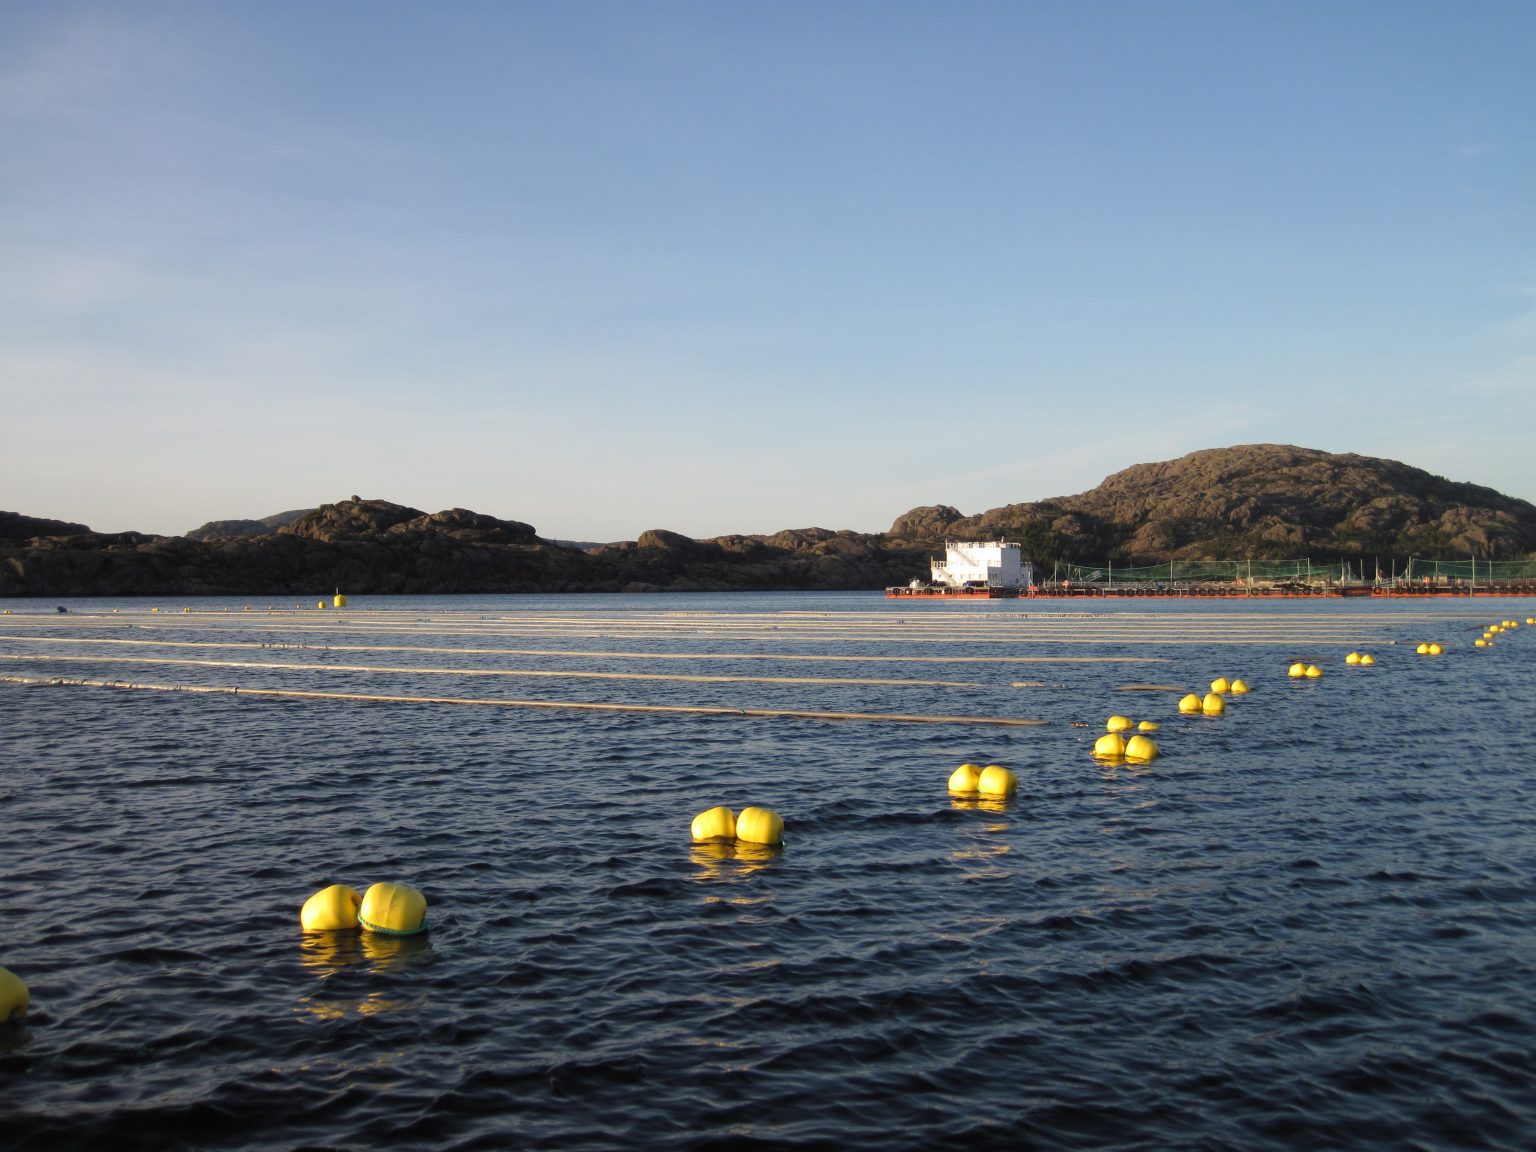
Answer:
[
  {"left": 736, "top": 806, "right": 784, "bottom": 846},
  {"left": 358, "top": 882, "right": 428, "bottom": 936},
  {"left": 1124, "top": 734, "right": 1159, "bottom": 762}
]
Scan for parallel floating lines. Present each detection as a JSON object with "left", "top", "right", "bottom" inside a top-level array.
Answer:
[
  {"left": 0, "top": 651, "right": 990, "bottom": 690},
  {"left": 0, "top": 634, "right": 1163, "bottom": 665},
  {"left": 0, "top": 675, "right": 1047, "bottom": 728}
]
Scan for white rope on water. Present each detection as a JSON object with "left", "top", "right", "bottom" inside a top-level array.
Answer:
[
  {"left": 0, "top": 674, "right": 1048, "bottom": 727},
  {"left": 0, "top": 651, "right": 988, "bottom": 689}
]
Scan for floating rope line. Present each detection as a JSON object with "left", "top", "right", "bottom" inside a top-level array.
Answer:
[
  {"left": 0, "top": 674, "right": 1047, "bottom": 727},
  {"left": 0, "top": 651, "right": 987, "bottom": 689},
  {"left": 0, "top": 635, "right": 1165, "bottom": 664}
]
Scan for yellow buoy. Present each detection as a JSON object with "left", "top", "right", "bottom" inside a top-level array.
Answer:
[
  {"left": 1345, "top": 652, "right": 1361, "bottom": 665},
  {"left": 948, "top": 763, "right": 982, "bottom": 794},
  {"left": 1138, "top": 720, "right": 1160, "bottom": 731},
  {"left": 1359, "top": 653, "right": 1375, "bottom": 665},
  {"left": 736, "top": 806, "right": 784, "bottom": 846},
  {"left": 1305, "top": 664, "right": 1323, "bottom": 678},
  {"left": 1288, "top": 662, "right": 1307, "bottom": 678},
  {"left": 1094, "top": 732, "right": 1127, "bottom": 759},
  {"left": 358, "top": 882, "right": 428, "bottom": 936},
  {"left": 977, "top": 764, "right": 1018, "bottom": 797},
  {"left": 300, "top": 883, "right": 362, "bottom": 931},
  {"left": 691, "top": 805, "right": 737, "bottom": 841},
  {"left": 333, "top": 593, "right": 348, "bottom": 608},
  {"left": 1106, "top": 715, "right": 1134, "bottom": 732},
  {"left": 1124, "top": 734, "right": 1159, "bottom": 762},
  {"left": 1210, "top": 677, "right": 1230, "bottom": 694},
  {"left": 1178, "top": 693, "right": 1202, "bottom": 713},
  {"left": 1527, "top": 618, "right": 1534, "bottom": 625},
  {"left": 1202, "top": 692, "right": 1225, "bottom": 714},
  {"left": 1475, "top": 638, "right": 1488, "bottom": 647},
  {"left": 1230, "top": 679, "right": 1249, "bottom": 694},
  {"left": 0, "top": 965, "right": 28, "bottom": 1022},
  {"left": 1415, "top": 643, "right": 1430, "bottom": 654},
  {"left": 1428, "top": 643, "right": 1443, "bottom": 656}
]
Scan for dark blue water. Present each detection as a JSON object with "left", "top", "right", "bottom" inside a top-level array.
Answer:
[{"left": 3, "top": 593, "right": 1534, "bottom": 1150}]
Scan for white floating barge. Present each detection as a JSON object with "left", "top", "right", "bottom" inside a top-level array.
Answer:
[{"left": 886, "top": 541, "right": 1034, "bottom": 599}]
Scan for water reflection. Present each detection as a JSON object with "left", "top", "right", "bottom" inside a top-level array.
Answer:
[
  {"left": 689, "top": 840, "right": 782, "bottom": 884},
  {"left": 949, "top": 795, "right": 1014, "bottom": 814},
  {"left": 300, "top": 930, "right": 433, "bottom": 975},
  {"left": 297, "top": 931, "right": 432, "bottom": 1022}
]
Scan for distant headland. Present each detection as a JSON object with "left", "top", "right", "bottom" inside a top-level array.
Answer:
[{"left": 3, "top": 445, "right": 1533, "bottom": 596}]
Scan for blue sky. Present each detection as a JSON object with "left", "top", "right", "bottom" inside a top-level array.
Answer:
[{"left": 2, "top": 1, "right": 1533, "bottom": 540}]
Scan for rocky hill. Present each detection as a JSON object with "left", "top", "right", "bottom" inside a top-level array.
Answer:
[
  {"left": 887, "top": 445, "right": 1536, "bottom": 564},
  {"left": 2, "top": 446, "right": 1531, "bottom": 596}
]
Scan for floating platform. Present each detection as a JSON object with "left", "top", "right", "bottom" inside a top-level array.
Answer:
[{"left": 887, "top": 580, "right": 1536, "bottom": 600}]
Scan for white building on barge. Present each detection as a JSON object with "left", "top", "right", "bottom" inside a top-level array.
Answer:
[{"left": 889, "top": 540, "right": 1033, "bottom": 597}]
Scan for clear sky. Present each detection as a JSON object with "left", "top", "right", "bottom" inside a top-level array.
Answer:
[{"left": 2, "top": 1, "right": 1533, "bottom": 540}]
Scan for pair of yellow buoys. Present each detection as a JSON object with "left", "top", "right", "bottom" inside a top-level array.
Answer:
[
  {"left": 1094, "top": 731, "right": 1159, "bottom": 762},
  {"left": 691, "top": 805, "right": 784, "bottom": 846},
  {"left": 301, "top": 882, "right": 428, "bottom": 935},
  {"left": 1287, "top": 662, "right": 1325, "bottom": 678},
  {"left": 1344, "top": 652, "right": 1376, "bottom": 665},
  {"left": 948, "top": 762, "right": 1019, "bottom": 797},
  {"left": 1097, "top": 716, "right": 1160, "bottom": 762},
  {"left": 1179, "top": 692, "right": 1227, "bottom": 714},
  {"left": 1414, "top": 643, "right": 1444, "bottom": 656},
  {"left": 1208, "top": 677, "right": 1250, "bottom": 695},
  {"left": 1, "top": 965, "right": 28, "bottom": 1022}
]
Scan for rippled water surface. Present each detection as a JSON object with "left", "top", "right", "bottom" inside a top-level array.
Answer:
[{"left": 3, "top": 592, "right": 1534, "bottom": 1150}]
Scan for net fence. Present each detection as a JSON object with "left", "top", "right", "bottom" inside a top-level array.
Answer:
[
  {"left": 1047, "top": 557, "right": 1536, "bottom": 584},
  {"left": 1401, "top": 558, "right": 1536, "bottom": 581},
  {"left": 1052, "top": 560, "right": 1337, "bottom": 584}
]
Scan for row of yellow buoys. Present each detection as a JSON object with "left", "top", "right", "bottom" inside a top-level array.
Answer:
[
  {"left": 300, "top": 881, "right": 429, "bottom": 935},
  {"left": 1476, "top": 619, "right": 1527, "bottom": 647},
  {"left": 690, "top": 805, "right": 785, "bottom": 846}
]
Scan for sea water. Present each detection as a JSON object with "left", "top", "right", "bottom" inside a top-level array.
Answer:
[{"left": 1, "top": 593, "right": 1533, "bottom": 1150}]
